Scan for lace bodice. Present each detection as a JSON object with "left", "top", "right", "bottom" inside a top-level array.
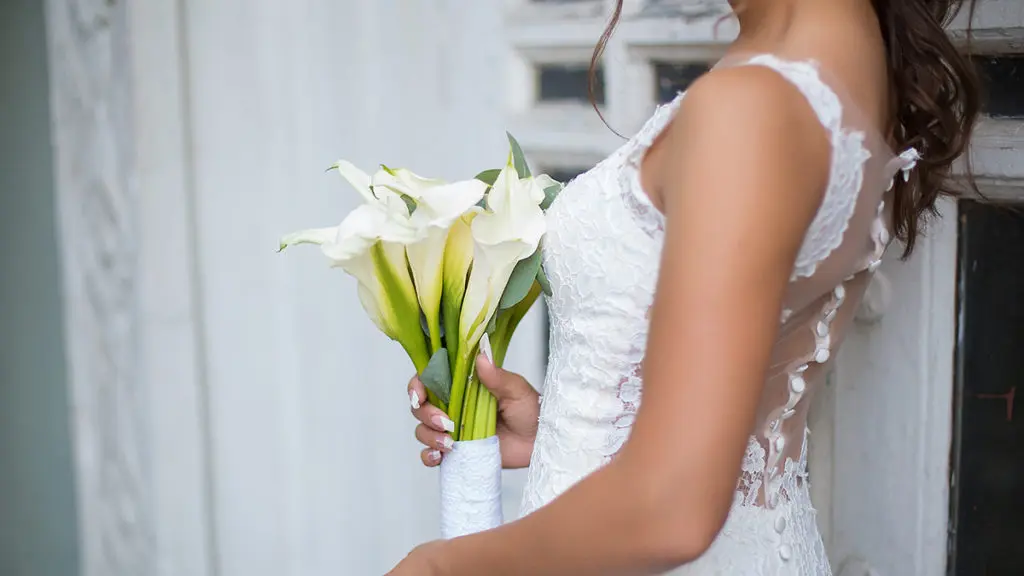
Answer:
[{"left": 519, "top": 55, "right": 920, "bottom": 575}]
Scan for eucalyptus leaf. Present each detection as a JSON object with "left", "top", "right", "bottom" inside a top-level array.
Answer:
[
  {"left": 541, "top": 184, "right": 561, "bottom": 210},
  {"left": 420, "top": 348, "right": 452, "bottom": 406},
  {"left": 475, "top": 169, "right": 501, "bottom": 186},
  {"left": 399, "top": 194, "right": 417, "bottom": 216},
  {"left": 507, "top": 132, "right": 531, "bottom": 178},
  {"left": 499, "top": 249, "right": 542, "bottom": 310},
  {"left": 536, "top": 264, "right": 552, "bottom": 297}
]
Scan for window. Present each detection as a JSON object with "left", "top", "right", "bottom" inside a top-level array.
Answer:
[
  {"left": 543, "top": 167, "right": 589, "bottom": 185},
  {"left": 973, "top": 55, "right": 1024, "bottom": 119},
  {"left": 653, "top": 61, "right": 709, "bottom": 103},
  {"left": 951, "top": 200, "right": 1024, "bottom": 576},
  {"left": 538, "top": 63, "right": 604, "bottom": 105}
]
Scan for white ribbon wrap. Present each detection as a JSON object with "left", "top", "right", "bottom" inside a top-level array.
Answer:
[{"left": 439, "top": 436, "right": 503, "bottom": 539}]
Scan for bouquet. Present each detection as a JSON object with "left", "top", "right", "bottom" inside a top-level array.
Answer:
[{"left": 278, "top": 134, "right": 562, "bottom": 538}]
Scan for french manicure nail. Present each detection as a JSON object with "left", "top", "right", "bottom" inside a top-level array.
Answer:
[
  {"left": 479, "top": 333, "right": 493, "bottom": 364},
  {"left": 409, "top": 390, "right": 421, "bottom": 410},
  {"left": 433, "top": 415, "right": 455, "bottom": 433},
  {"left": 440, "top": 436, "right": 454, "bottom": 450},
  {"left": 428, "top": 450, "right": 441, "bottom": 462}
]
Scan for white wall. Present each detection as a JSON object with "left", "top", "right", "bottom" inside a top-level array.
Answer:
[{"left": 180, "top": 1, "right": 540, "bottom": 574}]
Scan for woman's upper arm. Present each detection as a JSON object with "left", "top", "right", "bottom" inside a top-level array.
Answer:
[{"left": 622, "top": 66, "right": 833, "bottom": 544}]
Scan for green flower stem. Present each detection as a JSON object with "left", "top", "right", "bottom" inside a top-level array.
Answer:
[
  {"left": 472, "top": 386, "right": 492, "bottom": 440},
  {"left": 448, "top": 348, "right": 475, "bottom": 441},
  {"left": 486, "top": 392, "right": 498, "bottom": 438},
  {"left": 461, "top": 369, "right": 481, "bottom": 440},
  {"left": 425, "top": 311, "right": 443, "bottom": 355},
  {"left": 443, "top": 298, "right": 462, "bottom": 375}
]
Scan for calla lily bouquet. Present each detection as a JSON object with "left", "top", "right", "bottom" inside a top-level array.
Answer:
[{"left": 279, "top": 134, "right": 560, "bottom": 442}]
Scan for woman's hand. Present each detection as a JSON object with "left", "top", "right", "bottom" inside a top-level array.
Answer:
[
  {"left": 386, "top": 540, "right": 449, "bottom": 576},
  {"left": 408, "top": 352, "right": 539, "bottom": 469}
]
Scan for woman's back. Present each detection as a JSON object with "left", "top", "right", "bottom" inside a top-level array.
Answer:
[{"left": 520, "top": 48, "right": 921, "bottom": 574}]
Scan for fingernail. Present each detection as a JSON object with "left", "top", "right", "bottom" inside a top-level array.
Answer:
[
  {"left": 439, "top": 435, "right": 454, "bottom": 450},
  {"left": 409, "top": 390, "right": 420, "bottom": 410},
  {"left": 433, "top": 415, "right": 455, "bottom": 433},
  {"left": 428, "top": 450, "right": 441, "bottom": 462},
  {"left": 479, "top": 333, "right": 493, "bottom": 364}
]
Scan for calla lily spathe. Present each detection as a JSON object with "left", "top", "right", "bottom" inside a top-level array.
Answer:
[
  {"left": 278, "top": 163, "right": 430, "bottom": 369},
  {"left": 459, "top": 160, "right": 547, "bottom": 349},
  {"left": 401, "top": 174, "right": 488, "bottom": 351}
]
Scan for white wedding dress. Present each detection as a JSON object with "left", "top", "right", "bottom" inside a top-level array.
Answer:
[{"left": 518, "top": 54, "right": 921, "bottom": 575}]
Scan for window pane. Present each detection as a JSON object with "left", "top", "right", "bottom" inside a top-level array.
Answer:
[
  {"left": 952, "top": 200, "right": 1024, "bottom": 575},
  {"left": 653, "top": 62, "right": 710, "bottom": 103},
  {"left": 538, "top": 64, "right": 604, "bottom": 105},
  {"left": 544, "top": 167, "right": 589, "bottom": 184},
  {"left": 973, "top": 55, "right": 1024, "bottom": 118}
]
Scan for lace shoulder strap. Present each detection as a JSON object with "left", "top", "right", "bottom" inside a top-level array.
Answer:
[{"left": 724, "top": 54, "right": 872, "bottom": 280}]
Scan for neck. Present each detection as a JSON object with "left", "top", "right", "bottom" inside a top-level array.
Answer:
[
  {"left": 729, "top": 0, "right": 797, "bottom": 47},
  {"left": 728, "top": 0, "right": 869, "bottom": 53}
]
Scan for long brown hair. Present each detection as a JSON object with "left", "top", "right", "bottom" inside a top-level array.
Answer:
[{"left": 590, "top": 0, "right": 982, "bottom": 256}]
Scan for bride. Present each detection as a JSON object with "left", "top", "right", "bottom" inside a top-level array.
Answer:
[{"left": 392, "top": 0, "right": 979, "bottom": 574}]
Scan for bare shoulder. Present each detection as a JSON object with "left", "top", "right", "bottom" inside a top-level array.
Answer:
[{"left": 654, "top": 64, "right": 832, "bottom": 216}]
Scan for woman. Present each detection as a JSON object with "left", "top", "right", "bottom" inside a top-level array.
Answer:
[{"left": 393, "top": 0, "right": 979, "bottom": 574}]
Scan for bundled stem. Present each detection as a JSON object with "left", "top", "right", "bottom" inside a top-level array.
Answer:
[{"left": 452, "top": 281, "right": 542, "bottom": 441}]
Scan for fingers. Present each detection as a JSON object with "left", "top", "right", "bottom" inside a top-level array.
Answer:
[
  {"left": 407, "top": 375, "right": 426, "bottom": 409},
  {"left": 415, "top": 423, "right": 454, "bottom": 453},
  {"left": 420, "top": 448, "right": 442, "bottom": 467},
  {"left": 408, "top": 376, "right": 455, "bottom": 433},
  {"left": 475, "top": 353, "right": 528, "bottom": 402}
]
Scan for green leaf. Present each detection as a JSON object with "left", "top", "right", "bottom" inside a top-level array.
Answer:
[
  {"left": 507, "top": 132, "right": 531, "bottom": 178},
  {"left": 536, "top": 264, "right": 552, "bottom": 297},
  {"left": 541, "top": 184, "right": 561, "bottom": 210},
  {"left": 475, "top": 169, "right": 501, "bottom": 186},
  {"left": 499, "top": 249, "right": 542, "bottom": 310},
  {"left": 399, "top": 194, "right": 417, "bottom": 216},
  {"left": 420, "top": 348, "right": 452, "bottom": 405}
]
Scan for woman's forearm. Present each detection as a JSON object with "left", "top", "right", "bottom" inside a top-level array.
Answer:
[{"left": 439, "top": 452, "right": 708, "bottom": 576}]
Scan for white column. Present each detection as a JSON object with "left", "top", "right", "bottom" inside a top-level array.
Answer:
[{"left": 43, "top": 1, "right": 153, "bottom": 574}]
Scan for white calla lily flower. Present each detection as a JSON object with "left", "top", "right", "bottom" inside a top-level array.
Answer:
[
  {"left": 459, "top": 161, "right": 546, "bottom": 349},
  {"left": 279, "top": 167, "right": 431, "bottom": 369},
  {"left": 373, "top": 165, "right": 447, "bottom": 199},
  {"left": 406, "top": 179, "right": 488, "bottom": 349}
]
